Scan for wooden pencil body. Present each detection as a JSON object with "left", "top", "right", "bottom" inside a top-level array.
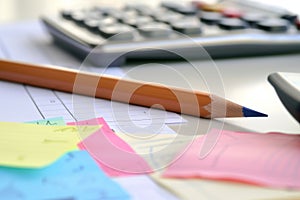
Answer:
[{"left": 0, "top": 59, "right": 251, "bottom": 118}]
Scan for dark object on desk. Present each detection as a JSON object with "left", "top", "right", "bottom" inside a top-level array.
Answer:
[
  {"left": 40, "top": 0, "right": 300, "bottom": 66},
  {"left": 268, "top": 72, "right": 300, "bottom": 123},
  {"left": 0, "top": 59, "right": 267, "bottom": 118}
]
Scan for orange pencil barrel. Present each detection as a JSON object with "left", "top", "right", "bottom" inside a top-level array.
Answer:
[{"left": 0, "top": 59, "right": 267, "bottom": 118}]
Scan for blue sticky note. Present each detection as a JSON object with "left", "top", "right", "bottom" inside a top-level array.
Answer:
[{"left": 0, "top": 150, "right": 130, "bottom": 200}]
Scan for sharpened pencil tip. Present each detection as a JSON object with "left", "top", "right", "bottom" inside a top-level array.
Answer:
[{"left": 242, "top": 107, "right": 268, "bottom": 117}]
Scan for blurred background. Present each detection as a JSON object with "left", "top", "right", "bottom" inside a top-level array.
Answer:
[{"left": 1, "top": 0, "right": 299, "bottom": 24}]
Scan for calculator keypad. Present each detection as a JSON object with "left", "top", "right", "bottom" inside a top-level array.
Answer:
[
  {"left": 41, "top": 0, "right": 300, "bottom": 65},
  {"left": 59, "top": 0, "right": 300, "bottom": 45}
]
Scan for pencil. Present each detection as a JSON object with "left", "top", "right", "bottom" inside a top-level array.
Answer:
[{"left": 0, "top": 59, "right": 267, "bottom": 118}]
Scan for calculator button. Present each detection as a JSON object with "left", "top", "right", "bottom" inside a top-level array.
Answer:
[
  {"left": 200, "top": 4, "right": 224, "bottom": 12},
  {"left": 161, "top": 1, "right": 197, "bottom": 15},
  {"left": 95, "top": 7, "right": 117, "bottom": 16},
  {"left": 70, "top": 11, "right": 87, "bottom": 25},
  {"left": 241, "top": 13, "right": 267, "bottom": 26},
  {"left": 222, "top": 8, "right": 243, "bottom": 18},
  {"left": 257, "top": 18, "right": 289, "bottom": 32},
  {"left": 85, "top": 10, "right": 103, "bottom": 20},
  {"left": 218, "top": 18, "right": 247, "bottom": 30},
  {"left": 191, "top": 1, "right": 208, "bottom": 9},
  {"left": 170, "top": 18, "right": 201, "bottom": 35},
  {"left": 98, "top": 24, "right": 135, "bottom": 40},
  {"left": 154, "top": 12, "right": 183, "bottom": 24},
  {"left": 296, "top": 19, "right": 300, "bottom": 30},
  {"left": 199, "top": 11, "right": 222, "bottom": 25},
  {"left": 84, "top": 17, "right": 116, "bottom": 31},
  {"left": 122, "top": 12, "right": 140, "bottom": 23},
  {"left": 98, "top": 17, "right": 117, "bottom": 26},
  {"left": 138, "top": 23, "right": 172, "bottom": 38},
  {"left": 161, "top": 2, "right": 184, "bottom": 12},
  {"left": 124, "top": 3, "right": 147, "bottom": 11},
  {"left": 281, "top": 13, "right": 298, "bottom": 23},
  {"left": 61, "top": 10, "right": 73, "bottom": 20},
  {"left": 84, "top": 19, "right": 100, "bottom": 31},
  {"left": 123, "top": 16, "right": 153, "bottom": 27},
  {"left": 135, "top": 7, "right": 156, "bottom": 16},
  {"left": 173, "top": 6, "right": 197, "bottom": 15}
]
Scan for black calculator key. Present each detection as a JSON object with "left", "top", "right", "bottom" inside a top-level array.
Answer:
[
  {"left": 98, "top": 24, "right": 135, "bottom": 40},
  {"left": 138, "top": 23, "right": 172, "bottom": 38},
  {"left": 257, "top": 18, "right": 289, "bottom": 32},
  {"left": 218, "top": 18, "right": 247, "bottom": 30},
  {"left": 170, "top": 18, "right": 201, "bottom": 35},
  {"left": 241, "top": 13, "right": 267, "bottom": 26},
  {"left": 199, "top": 11, "right": 223, "bottom": 25}
]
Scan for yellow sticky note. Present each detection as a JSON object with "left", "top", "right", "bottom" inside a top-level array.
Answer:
[{"left": 0, "top": 122, "right": 99, "bottom": 168}]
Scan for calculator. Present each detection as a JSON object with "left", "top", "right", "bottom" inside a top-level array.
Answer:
[
  {"left": 41, "top": 0, "right": 300, "bottom": 66},
  {"left": 268, "top": 72, "right": 300, "bottom": 123}
]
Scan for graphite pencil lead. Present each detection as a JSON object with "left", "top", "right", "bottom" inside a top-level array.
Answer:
[{"left": 242, "top": 107, "right": 268, "bottom": 117}]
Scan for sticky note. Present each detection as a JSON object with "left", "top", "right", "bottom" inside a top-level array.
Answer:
[
  {"left": 67, "top": 117, "right": 109, "bottom": 130},
  {"left": 0, "top": 150, "right": 130, "bottom": 200},
  {"left": 0, "top": 122, "right": 98, "bottom": 168},
  {"left": 26, "top": 117, "right": 65, "bottom": 125},
  {"left": 163, "top": 129, "right": 300, "bottom": 189},
  {"left": 116, "top": 132, "right": 194, "bottom": 170},
  {"left": 73, "top": 118, "right": 152, "bottom": 176}
]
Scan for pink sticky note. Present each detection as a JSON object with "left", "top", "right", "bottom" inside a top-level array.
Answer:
[
  {"left": 164, "top": 129, "right": 300, "bottom": 189},
  {"left": 68, "top": 118, "right": 152, "bottom": 176}
]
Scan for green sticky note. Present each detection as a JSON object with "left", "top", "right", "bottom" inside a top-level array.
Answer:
[{"left": 26, "top": 117, "right": 66, "bottom": 125}]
